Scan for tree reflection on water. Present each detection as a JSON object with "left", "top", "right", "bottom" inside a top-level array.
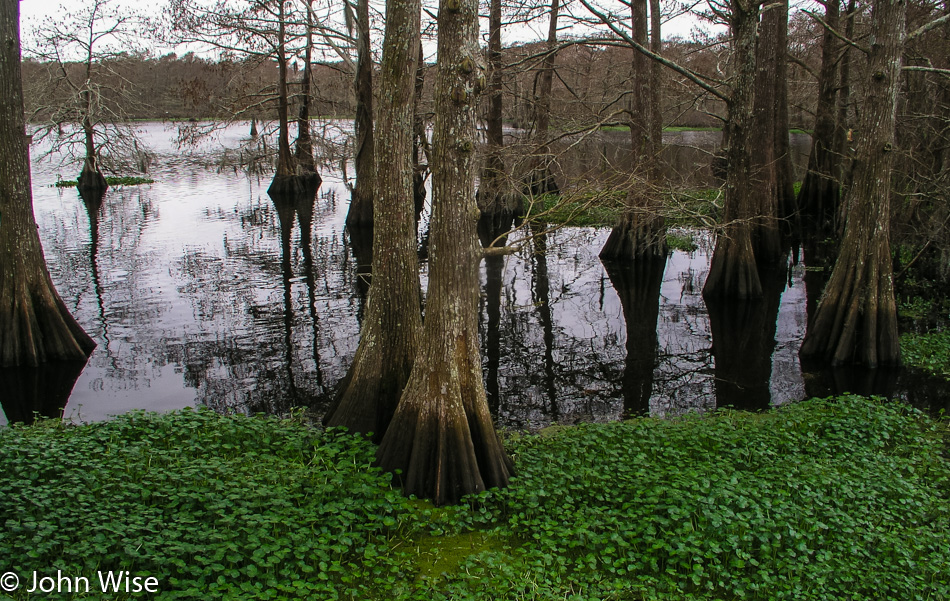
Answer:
[{"left": 10, "top": 123, "right": 946, "bottom": 428}]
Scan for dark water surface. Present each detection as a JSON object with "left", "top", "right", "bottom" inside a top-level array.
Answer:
[{"left": 4, "top": 123, "right": 945, "bottom": 427}]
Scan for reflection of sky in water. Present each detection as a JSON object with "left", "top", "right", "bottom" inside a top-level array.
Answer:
[{"left": 6, "top": 123, "right": 823, "bottom": 428}]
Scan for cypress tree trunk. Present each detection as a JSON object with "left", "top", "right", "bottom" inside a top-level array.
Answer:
[
  {"left": 268, "top": 1, "right": 297, "bottom": 195},
  {"left": 703, "top": 0, "right": 762, "bottom": 299},
  {"left": 294, "top": 0, "right": 319, "bottom": 180},
  {"left": 0, "top": 0, "right": 95, "bottom": 366},
  {"left": 747, "top": 0, "right": 784, "bottom": 264},
  {"left": 599, "top": 0, "right": 666, "bottom": 260},
  {"left": 347, "top": 0, "right": 376, "bottom": 228},
  {"left": 799, "top": 0, "right": 905, "bottom": 368},
  {"left": 798, "top": 0, "right": 842, "bottom": 223},
  {"left": 324, "top": 0, "right": 423, "bottom": 439},
  {"left": 770, "top": 0, "right": 795, "bottom": 224},
  {"left": 477, "top": 0, "right": 521, "bottom": 223},
  {"left": 377, "top": 0, "right": 514, "bottom": 505},
  {"left": 649, "top": 0, "right": 662, "bottom": 154},
  {"left": 77, "top": 36, "right": 105, "bottom": 191},
  {"left": 412, "top": 41, "right": 428, "bottom": 218},
  {"left": 524, "top": 0, "right": 560, "bottom": 197}
]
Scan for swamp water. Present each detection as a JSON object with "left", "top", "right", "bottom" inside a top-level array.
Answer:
[{"left": 2, "top": 123, "right": 945, "bottom": 427}]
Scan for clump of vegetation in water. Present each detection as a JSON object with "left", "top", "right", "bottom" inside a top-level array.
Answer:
[
  {"left": 666, "top": 230, "right": 698, "bottom": 252},
  {"left": 54, "top": 176, "right": 155, "bottom": 188},
  {"left": 901, "top": 330, "right": 950, "bottom": 379},
  {"left": 1, "top": 397, "right": 947, "bottom": 600},
  {"left": 530, "top": 188, "right": 722, "bottom": 230}
]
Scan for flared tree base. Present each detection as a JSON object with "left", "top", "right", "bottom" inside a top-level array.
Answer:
[
  {"left": 77, "top": 168, "right": 107, "bottom": 192},
  {"left": 600, "top": 211, "right": 667, "bottom": 261},
  {"left": 377, "top": 336, "right": 514, "bottom": 506},
  {"left": 703, "top": 227, "right": 763, "bottom": 300},
  {"left": 268, "top": 172, "right": 322, "bottom": 198}
]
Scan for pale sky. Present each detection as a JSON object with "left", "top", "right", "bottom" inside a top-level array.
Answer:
[{"left": 19, "top": 0, "right": 718, "bottom": 60}]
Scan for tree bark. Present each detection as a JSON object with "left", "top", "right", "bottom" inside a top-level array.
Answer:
[
  {"left": 324, "top": 0, "right": 423, "bottom": 439},
  {"left": 77, "top": 27, "right": 105, "bottom": 191},
  {"left": 599, "top": 0, "right": 666, "bottom": 260},
  {"left": 294, "top": 0, "right": 319, "bottom": 179},
  {"left": 477, "top": 0, "right": 521, "bottom": 222},
  {"left": 799, "top": 0, "right": 905, "bottom": 368},
  {"left": 798, "top": 0, "right": 842, "bottom": 224},
  {"left": 747, "top": 0, "right": 785, "bottom": 263},
  {"left": 524, "top": 0, "right": 560, "bottom": 197},
  {"left": 377, "top": 0, "right": 514, "bottom": 505},
  {"left": 0, "top": 0, "right": 96, "bottom": 366},
  {"left": 268, "top": 0, "right": 297, "bottom": 195},
  {"left": 770, "top": 0, "right": 796, "bottom": 225},
  {"left": 703, "top": 0, "right": 763, "bottom": 299},
  {"left": 347, "top": 0, "right": 376, "bottom": 228},
  {"left": 649, "top": 0, "right": 662, "bottom": 154}
]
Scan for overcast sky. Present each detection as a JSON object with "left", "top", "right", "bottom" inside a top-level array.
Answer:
[{"left": 19, "top": 0, "right": 716, "bottom": 59}]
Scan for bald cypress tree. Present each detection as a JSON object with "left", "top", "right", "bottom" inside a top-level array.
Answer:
[
  {"left": 799, "top": 0, "right": 906, "bottom": 368},
  {"left": 323, "top": 0, "right": 423, "bottom": 437},
  {"left": 0, "top": 0, "right": 95, "bottom": 366},
  {"left": 376, "top": 0, "right": 514, "bottom": 505}
]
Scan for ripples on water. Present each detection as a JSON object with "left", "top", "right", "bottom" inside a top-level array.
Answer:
[{"left": 3, "top": 123, "right": 945, "bottom": 428}]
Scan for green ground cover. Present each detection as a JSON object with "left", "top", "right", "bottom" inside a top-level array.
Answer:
[{"left": 1, "top": 396, "right": 947, "bottom": 600}]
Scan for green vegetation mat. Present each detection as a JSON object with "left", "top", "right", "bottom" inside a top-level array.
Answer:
[
  {"left": 1, "top": 396, "right": 948, "bottom": 600},
  {"left": 54, "top": 176, "right": 155, "bottom": 188},
  {"left": 901, "top": 330, "right": 950, "bottom": 379}
]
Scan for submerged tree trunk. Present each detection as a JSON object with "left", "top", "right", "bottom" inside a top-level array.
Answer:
[
  {"left": 599, "top": 0, "right": 666, "bottom": 260},
  {"left": 703, "top": 0, "right": 762, "bottom": 299},
  {"left": 477, "top": 0, "right": 522, "bottom": 224},
  {"left": 524, "top": 0, "right": 560, "bottom": 197},
  {"left": 798, "top": 0, "right": 841, "bottom": 223},
  {"left": 268, "top": 0, "right": 297, "bottom": 195},
  {"left": 377, "top": 0, "right": 514, "bottom": 505},
  {"left": 746, "top": 0, "right": 786, "bottom": 263},
  {"left": 324, "top": 0, "right": 423, "bottom": 439},
  {"left": 78, "top": 43, "right": 105, "bottom": 191},
  {"left": 649, "top": 0, "right": 662, "bottom": 153},
  {"left": 799, "top": 0, "right": 905, "bottom": 368},
  {"left": 0, "top": 0, "right": 96, "bottom": 366},
  {"left": 347, "top": 0, "right": 376, "bottom": 228},
  {"left": 294, "top": 0, "right": 319, "bottom": 180}
]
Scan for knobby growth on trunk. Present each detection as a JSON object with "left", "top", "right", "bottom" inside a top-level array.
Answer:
[
  {"left": 0, "top": 0, "right": 95, "bottom": 366},
  {"left": 324, "top": 0, "right": 422, "bottom": 439},
  {"left": 377, "top": 0, "right": 514, "bottom": 505},
  {"left": 799, "top": 0, "right": 905, "bottom": 368},
  {"left": 346, "top": 0, "right": 376, "bottom": 228}
]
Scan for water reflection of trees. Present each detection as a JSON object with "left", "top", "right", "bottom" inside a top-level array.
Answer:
[
  {"left": 170, "top": 185, "right": 359, "bottom": 415},
  {"left": 479, "top": 228, "right": 626, "bottom": 430},
  {"left": 0, "top": 361, "right": 87, "bottom": 426},
  {"left": 602, "top": 255, "right": 667, "bottom": 418}
]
